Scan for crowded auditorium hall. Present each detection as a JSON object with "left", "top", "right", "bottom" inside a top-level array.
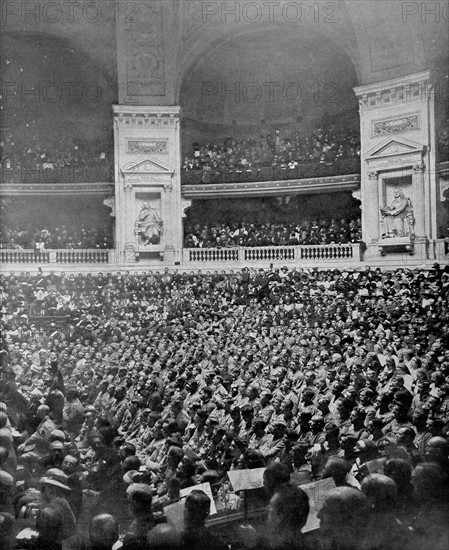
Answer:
[{"left": 1, "top": 1, "right": 449, "bottom": 550}]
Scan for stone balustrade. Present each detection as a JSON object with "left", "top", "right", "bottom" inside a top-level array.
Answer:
[
  {"left": 1, "top": 249, "right": 111, "bottom": 264},
  {"left": 1, "top": 241, "right": 447, "bottom": 272},
  {"left": 183, "top": 244, "right": 358, "bottom": 265}
]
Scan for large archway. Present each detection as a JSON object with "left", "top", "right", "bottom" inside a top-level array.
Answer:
[
  {"left": 179, "top": 26, "right": 360, "bottom": 156},
  {"left": 1, "top": 32, "right": 117, "bottom": 184}
]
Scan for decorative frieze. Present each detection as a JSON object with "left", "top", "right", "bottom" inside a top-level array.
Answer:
[
  {"left": 127, "top": 139, "right": 168, "bottom": 154},
  {"left": 373, "top": 114, "right": 420, "bottom": 137}
]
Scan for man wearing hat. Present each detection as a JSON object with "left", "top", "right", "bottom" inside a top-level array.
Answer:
[
  {"left": 40, "top": 468, "right": 76, "bottom": 540},
  {"left": 123, "top": 483, "right": 154, "bottom": 545}
]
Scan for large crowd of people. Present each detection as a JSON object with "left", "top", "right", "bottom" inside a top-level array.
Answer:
[
  {"left": 0, "top": 223, "right": 113, "bottom": 251},
  {"left": 2, "top": 117, "right": 448, "bottom": 185},
  {"left": 182, "top": 126, "right": 361, "bottom": 184},
  {"left": 0, "top": 265, "right": 449, "bottom": 550},
  {"left": 0, "top": 136, "right": 113, "bottom": 185},
  {"left": 184, "top": 218, "right": 362, "bottom": 248}
]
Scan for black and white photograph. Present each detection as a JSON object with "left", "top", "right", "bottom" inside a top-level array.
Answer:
[{"left": 1, "top": 1, "right": 449, "bottom": 549}]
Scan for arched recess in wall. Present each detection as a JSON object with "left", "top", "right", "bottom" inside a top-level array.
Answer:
[
  {"left": 176, "top": 24, "right": 360, "bottom": 157},
  {"left": 1, "top": 32, "right": 117, "bottom": 184}
]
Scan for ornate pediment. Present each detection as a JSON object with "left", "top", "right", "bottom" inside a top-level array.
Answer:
[
  {"left": 121, "top": 159, "right": 174, "bottom": 189},
  {"left": 365, "top": 137, "right": 425, "bottom": 161},
  {"left": 122, "top": 159, "right": 173, "bottom": 175}
]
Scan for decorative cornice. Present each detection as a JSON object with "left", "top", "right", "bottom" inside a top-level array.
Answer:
[
  {"left": 113, "top": 106, "right": 181, "bottom": 116},
  {"left": 181, "top": 174, "right": 360, "bottom": 199},
  {"left": 354, "top": 71, "right": 432, "bottom": 112},
  {"left": 0, "top": 183, "right": 113, "bottom": 196},
  {"left": 115, "top": 115, "right": 179, "bottom": 128},
  {"left": 113, "top": 105, "right": 180, "bottom": 127}
]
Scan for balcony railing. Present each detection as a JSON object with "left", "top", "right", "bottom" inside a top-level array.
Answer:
[
  {"left": 2, "top": 241, "right": 448, "bottom": 267},
  {"left": 183, "top": 244, "right": 357, "bottom": 264},
  {"left": 181, "top": 159, "right": 360, "bottom": 185},
  {"left": 0, "top": 250, "right": 51, "bottom": 263},
  {"left": 187, "top": 248, "right": 240, "bottom": 263},
  {"left": 1, "top": 249, "right": 111, "bottom": 264}
]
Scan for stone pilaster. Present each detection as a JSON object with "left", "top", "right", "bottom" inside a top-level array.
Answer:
[
  {"left": 354, "top": 71, "right": 437, "bottom": 258},
  {"left": 113, "top": 106, "right": 182, "bottom": 264}
]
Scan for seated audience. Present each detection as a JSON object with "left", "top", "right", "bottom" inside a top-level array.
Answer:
[
  {"left": 182, "top": 124, "right": 361, "bottom": 184},
  {"left": 184, "top": 217, "right": 362, "bottom": 248},
  {"left": 0, "top": 264, "right": 448, "bottom": 549}
]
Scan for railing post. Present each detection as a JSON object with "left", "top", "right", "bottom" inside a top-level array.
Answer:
[{"left": 49, "top": 250, "right": 57, "bottom": 264}]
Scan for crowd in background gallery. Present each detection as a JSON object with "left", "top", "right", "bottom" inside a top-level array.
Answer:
[
  {"left": 0, "top": 133, "right": 113, "bottom": 185},
  {"left": 0, "top": 214, "right": 362, "bottom": 251},
  {"left": 0, "top": 265, "right": 449, "bottom": 549},
  {"left": 182, "top": 118, "right": 449, "bottom": 172},
  {"left": 183, "top": 218, "right": 362, "bottom": 248},
  {"left": 0, "top": 223, "right": 113, "bottom": 251},
  {"left": 181, "top": 125, "right": 361, "bottom": 183},
  {"left": 1, "top": 117, "right": 448, "bottom": 185}
]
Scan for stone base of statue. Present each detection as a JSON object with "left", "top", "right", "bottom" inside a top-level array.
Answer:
[
  {"left": 134, "top": 244, "right": 175, "bottom": 264},
  {"left": 378, "top": 236, "right": 415, "bottom": 256}
]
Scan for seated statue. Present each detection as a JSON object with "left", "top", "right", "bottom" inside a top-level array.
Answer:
[
  {"left": 380, "top": 189, "right": 414, "bottom": 238},
  {"left": 135, "top": 202, "right": 163, "bottom": 245}
]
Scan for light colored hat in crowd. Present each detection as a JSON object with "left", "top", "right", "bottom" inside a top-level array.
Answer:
[
  {"left": 126, "top": 482, "right": 153, "bottom": 500},
  {"left": 30, "top": 388, "right": 43, "bottom": 400},
  {"left": 49, "top": 430, "right": 66, "bottom": 442},
  {"left": 40, "top": 468, "right": 71, "bottom": 492},
  {"left": 0, "top": 470, "right": 14, "bottom": 487},
  {"left": 123, "top": 470, "right": 142, "bottom": 485},
  {"left": 50, "top": 441, "right": 65, "bottom": 451}
]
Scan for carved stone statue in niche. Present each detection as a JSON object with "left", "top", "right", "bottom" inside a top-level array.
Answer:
[
  {"left": 380, "top": 188, "right": 415, "bottom": 238},
  {"left": 135, "top": 202, "right": 163, "bottom": 245}
]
